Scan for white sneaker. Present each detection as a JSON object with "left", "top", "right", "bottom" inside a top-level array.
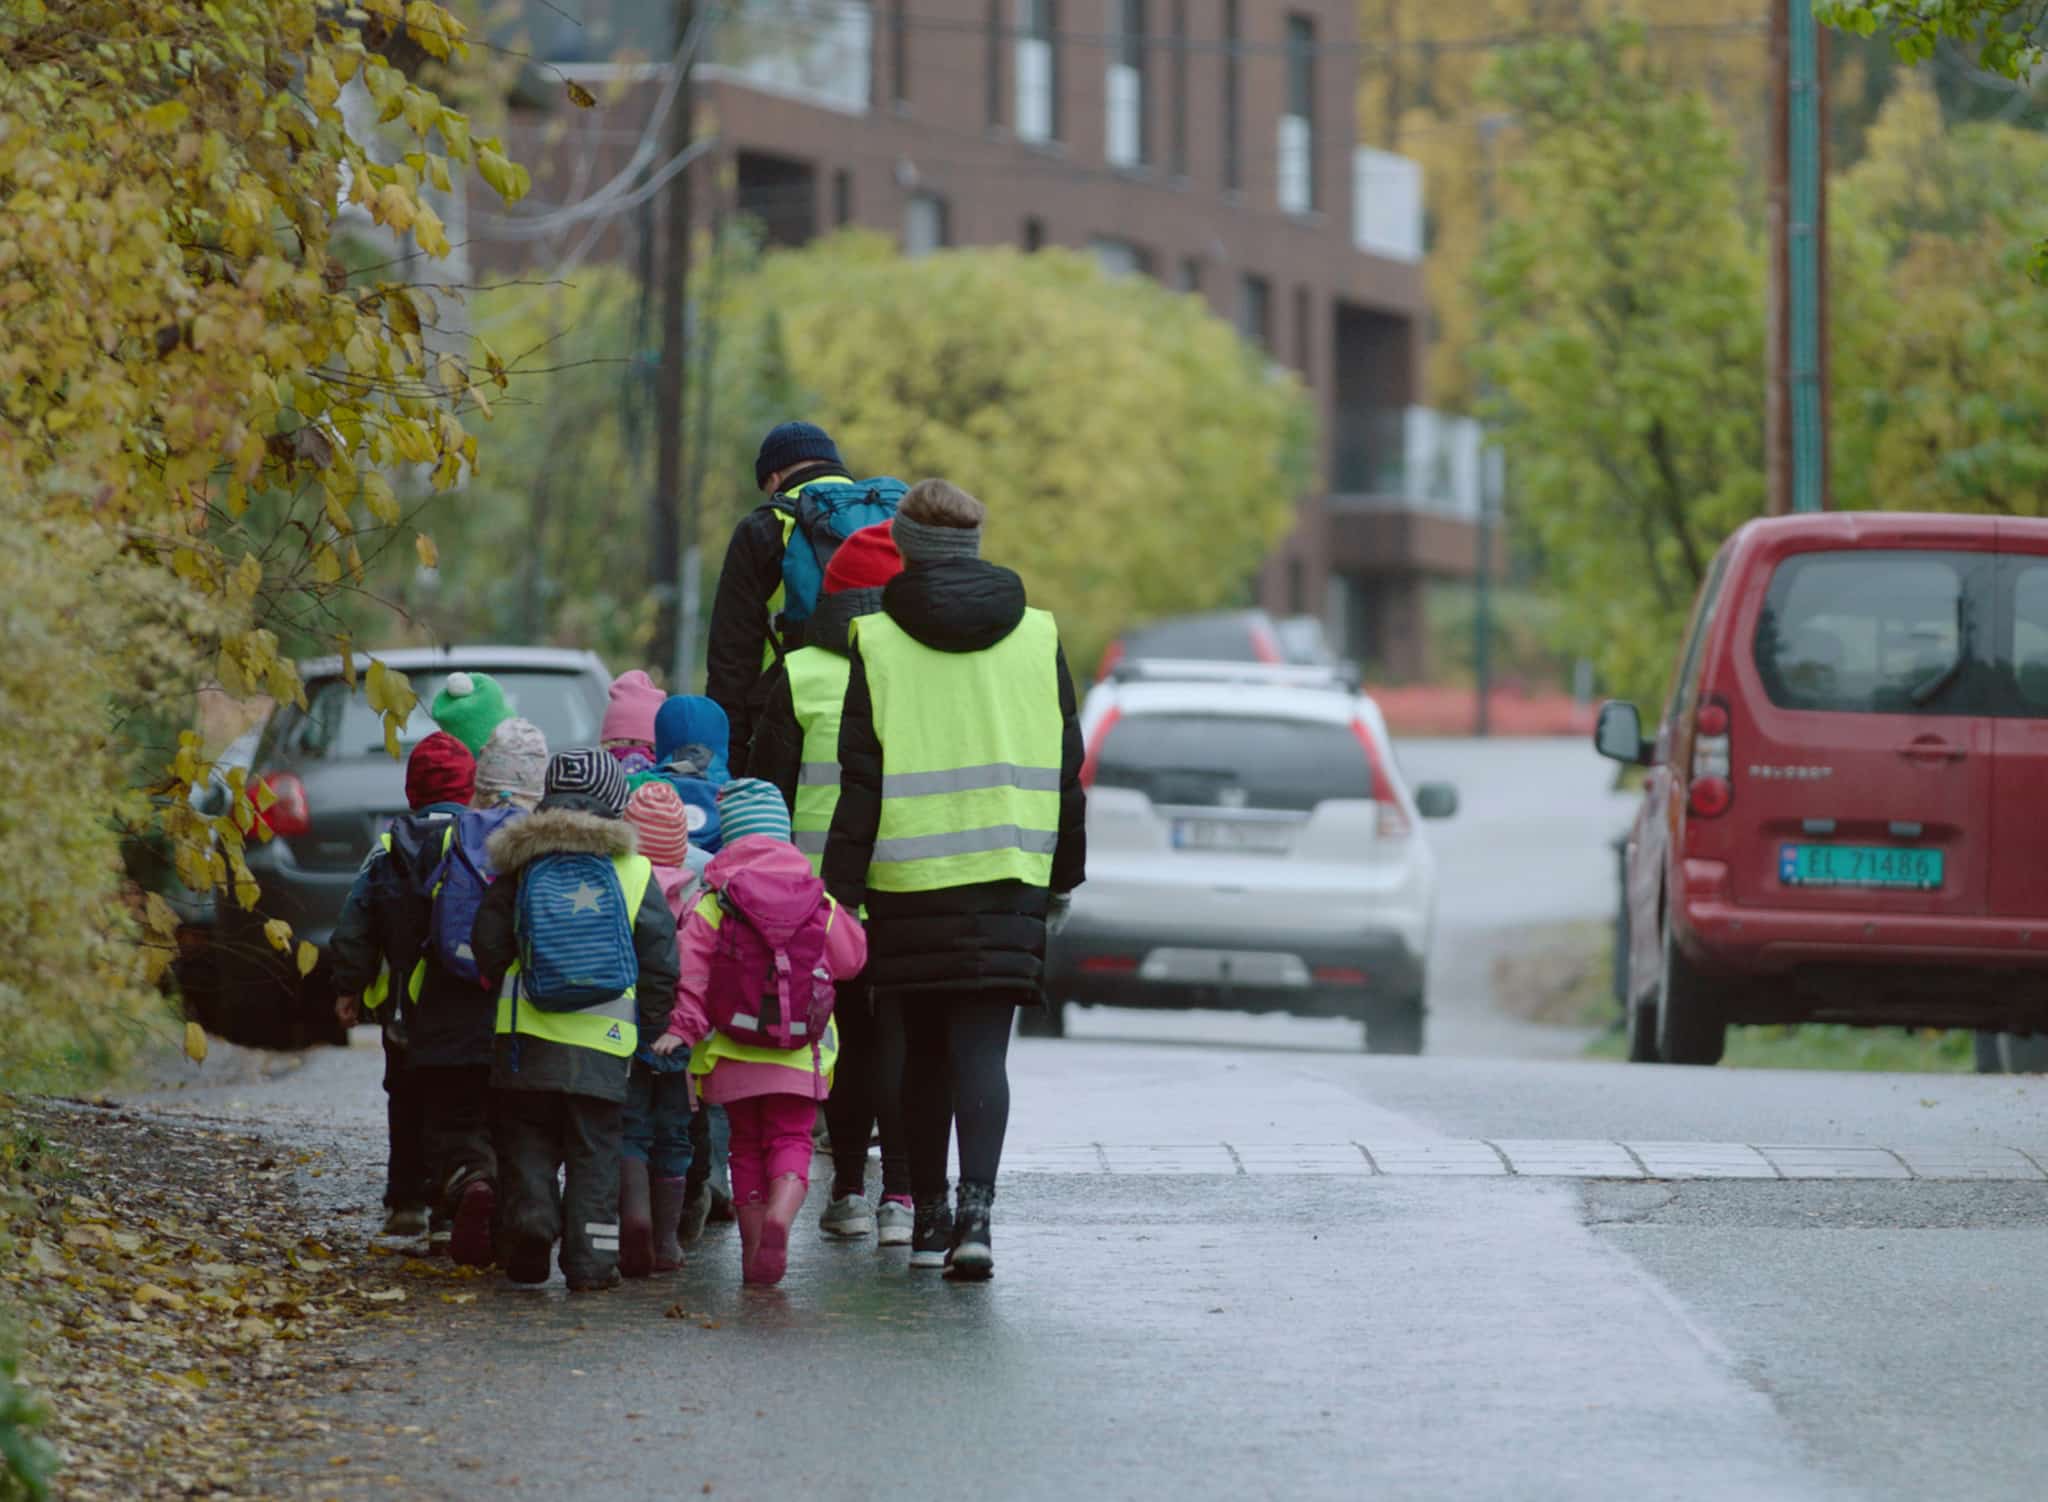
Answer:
[
  {"left": 818, "top": 1192, "right": 875, "bottom": 1240},
  {"left": 875, "top": 1199, "right": 915, "bottom": 1248}
]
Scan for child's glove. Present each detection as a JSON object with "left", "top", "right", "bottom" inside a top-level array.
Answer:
[
  {"left": 649, "top": 1031, "right": 687, "bottom": 1057},
  {"left": 1046, "top": 892, "right": 1074, "bottom": 938}
]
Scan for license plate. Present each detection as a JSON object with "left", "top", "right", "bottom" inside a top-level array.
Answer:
[
  {"left": 1171, "top": 818, "right": 1295, "bottom": 855},
  {"left": 1779, "top": 844, "right": 1944, "bottom": 891}
]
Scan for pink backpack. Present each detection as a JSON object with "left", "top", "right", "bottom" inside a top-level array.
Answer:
[{"left": 705, "top": 863, "right": 837, "bottom": 1052}]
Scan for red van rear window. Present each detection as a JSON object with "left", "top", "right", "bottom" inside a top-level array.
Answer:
[{"left": 1754, "top": 550, "right": 1979, "bottom": 716}]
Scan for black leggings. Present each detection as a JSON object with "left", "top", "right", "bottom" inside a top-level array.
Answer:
[
  {"left": 879, "top": 998, "right": 1014, "bottom": 1200},
  {"left": 825, "top": 987, "right": 911, "bottom": 1200}
]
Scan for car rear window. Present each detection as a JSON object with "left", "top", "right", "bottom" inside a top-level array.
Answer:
[
  {"left": 276, "top": 670, "right": 604, "bottom": 760},
  {"left": 1122, "top": 616, "right": 1272, "bottom": 664},
  {"left": 1754, "top": 550, "right": 1983, "bottom": 715},
  {"left": 1094, "top": 713, "right": 1373, "bottom": 812},
  {"left": 2008, "top": 564, "right": 2048, "bottom": 712}
]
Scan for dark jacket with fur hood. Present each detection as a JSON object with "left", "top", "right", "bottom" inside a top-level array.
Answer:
[
  {"left": 823, "top": 559, "right": 1086, "bottom": 1006},
  {"left": 471, "top": 804, "right": 681, "bottom": 1102},
  {"left": 747, "top": 584, "right": 884, "bottom": 813}
]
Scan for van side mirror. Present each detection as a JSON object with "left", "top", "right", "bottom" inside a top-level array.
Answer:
[
  {"left": 1594, "top": 701, "right": 1651, "bottom": 766},
  {"left": 1415, "top": 783, "right": 1459, "bottom": 820}
]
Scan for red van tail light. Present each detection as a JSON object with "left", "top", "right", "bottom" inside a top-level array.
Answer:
[
  {"left": 258, "top": 771, "right": 312, "bottom": 837},
  {"left": 1080, "top": 708, "right": 1122, "bottom": 790},
  {"left": 1687, "top": 694, "right": 1733, "bottom": 819},
  {"left": 1350, "top": 720, "right": 1412, "bottom": 840}
]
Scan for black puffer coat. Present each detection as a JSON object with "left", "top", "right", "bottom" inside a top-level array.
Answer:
[{"left": 823, "top": 559, "right": 1086, "bottom": 1006}]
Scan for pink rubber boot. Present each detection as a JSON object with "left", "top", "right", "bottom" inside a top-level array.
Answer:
[
  {"left": 754, "top": 1175, "right": 806, "bottom": 1286},
  {"left": 738, "top": 1202, "right": 769, "bottom": 1285}
]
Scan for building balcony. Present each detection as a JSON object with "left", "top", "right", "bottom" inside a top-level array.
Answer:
[{"left": 1324, "top": 408, "right": 1501, "bottom": 581}]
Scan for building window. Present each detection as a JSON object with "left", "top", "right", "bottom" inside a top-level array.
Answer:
[
  {"left": 1293, "top": 285, "right": 1313, "bottom": 378},
  {"left": 905, "top": 192, "right": 949, "bottom": 257},
  {"left": 986, "top": 0, "right": 1003, "bottom": 128},
  {"left": 1090, "top": 236, "right": 1153, "bottom": 279},
  {"left": 1222, "top": 0, "right": 1242, "bottom": 193},
  {"left": 1017, "top": 0, "right": 1058, "bottom": 143},
  {"left": 1176, "top": 255, "right": 1201, "bottom": 293},
  {"left": 891, "top": 0, "right": 910, "bottom": 107},
  {"left": 1169, "top": 0, "right": 1188, "bottom": 178},
  {"left": 833, "top": 169, "right": 853, "bottom": 227},
  {"left": 1107, "top": 0, "right": 1148, "bottom": 170},
  {"left": 1239, "top": 272, "right": 1271, "bottom": 351},
  {"left": 1023, "top": 215, "right": 1046, "bottom": 251},
  {"left": 1279, "top": 15, "right": 1317, "bottom": 214}
]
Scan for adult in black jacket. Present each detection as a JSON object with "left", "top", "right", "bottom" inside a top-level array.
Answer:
[
  {"left": 705, "top": 420, "right": 851, "bottom": 776},
  {"left": 823, "top": 480, "right": 1085, "bottom": 1281}
]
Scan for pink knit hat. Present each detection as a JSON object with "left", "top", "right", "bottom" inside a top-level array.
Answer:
[
  {"left": 624, "top": 781, "right": 693, "bottom": 867},
  {"left": 601, "top": 669, "right": 665, "bottom": 747}
]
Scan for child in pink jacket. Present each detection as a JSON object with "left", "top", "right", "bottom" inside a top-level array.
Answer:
[{"left": 650, "top": 779, "right": 866, "bottom": 1286}]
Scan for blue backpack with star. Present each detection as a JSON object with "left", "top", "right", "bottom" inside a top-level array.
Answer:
[{"left": 514, "top": 852, "right": 637, "bottom": 1011}]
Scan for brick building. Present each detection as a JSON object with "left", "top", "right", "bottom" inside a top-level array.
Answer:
[{"left": 489, "top": 0, "right": 1491, "bottom": 678}]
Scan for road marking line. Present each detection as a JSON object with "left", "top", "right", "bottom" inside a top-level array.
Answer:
[{"left": 997, "top": 1139, "right": 2048, "bottom": 1181}]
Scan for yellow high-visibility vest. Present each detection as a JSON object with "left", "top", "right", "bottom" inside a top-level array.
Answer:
[
  {"left": 852, "top": 607, "right": 1063, "bottom": 893},
  {"left": 784, "top": 645, "right": 852, "bottom": 875}
]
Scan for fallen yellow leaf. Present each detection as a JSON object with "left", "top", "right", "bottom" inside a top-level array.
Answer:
[{"left": 184, "top": 1021, "right": 209, "bottom": 1063}]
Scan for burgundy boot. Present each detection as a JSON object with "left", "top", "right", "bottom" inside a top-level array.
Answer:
[
  {"left": 650, "top": 1177, "right": 688, "bottom": 1273},
  {"left": 618, "top": 1159, "right": 654, "bottom": 1279}
]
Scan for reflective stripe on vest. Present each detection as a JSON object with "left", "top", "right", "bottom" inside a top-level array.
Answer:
[
  {"left": 686, "top": 892, "right": 841, "bottom": 1083},
  {"left": 785, "top": 646, "right": 852, "bottom": 876},
  {"left": 492, "top": 852, "right": 654, "bottom": 1060},
  {"left": 363, "top": 830, "right": 395, "bottom": 1012},
  {"left": 853, "top": 607, "right": 1064, "bottom": 893}
]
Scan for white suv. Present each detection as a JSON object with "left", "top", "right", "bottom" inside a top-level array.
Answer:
[{"left": 1039, "top": 662, "right": 1457, "bottom": 1052}]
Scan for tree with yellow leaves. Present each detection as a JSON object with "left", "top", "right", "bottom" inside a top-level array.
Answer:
[{"left": 0, "top": 1, "right": 528, "bottom": 1087}]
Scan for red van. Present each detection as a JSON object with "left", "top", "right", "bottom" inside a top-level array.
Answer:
[{"left": 1595, "top": 513, "right": 2048, "bottom": 1065}]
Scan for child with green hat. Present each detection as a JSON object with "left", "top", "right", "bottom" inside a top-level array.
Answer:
[{"left": 431, "top": 671, "right": 512, "bottom": 754}]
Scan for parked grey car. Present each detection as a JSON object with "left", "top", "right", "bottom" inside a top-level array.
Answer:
[{"left": 178, "top": 646, "right": 611, "bottom": 1047}]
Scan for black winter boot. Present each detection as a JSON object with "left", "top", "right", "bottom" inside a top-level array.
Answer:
[
  {"left": 945, "top": 1181, "right": 994, "bottom": 1281},
  {"left": 909, "top": 1196, "right": 954, "bottom": 1271}
]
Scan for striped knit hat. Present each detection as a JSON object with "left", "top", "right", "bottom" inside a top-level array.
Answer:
[
  {"left": 716, "top": 777, "right": 792, "bottom": 845},
  {"left": 624, "top": 782, "right": 693, "bottom": 867},
  {"left": 540, "top": 747, "right": 628, "bottom": 818}
]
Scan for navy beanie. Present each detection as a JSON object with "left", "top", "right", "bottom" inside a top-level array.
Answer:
[{"left": 755, "top": 421, "right": 845, "bottom": 490}]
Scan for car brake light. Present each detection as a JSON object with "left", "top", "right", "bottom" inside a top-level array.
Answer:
[
  {"left": 1349, "top": 720, "right": 1412, "bottom": 839},
  {"left": 1080, "top": 707, "right": 1122, "bottom": 790},
  {"left": 1313, "top": 965, "right": 1369, "bottom": 986},
  {"left": 258, "top": 771, "right": 312, "bottom": 837},
  {"left": 1251, "top": 622, "right": 1283, "bottom": 665},
  {"left": 1688, "top": 693, "right": 1733, "bottom": 819},
  {"left": 1095, "top": 639, "right": 1125, "bottom": 682},
  {"left": 1080, "top": 955, "right": 1139, "bottom": 974}
]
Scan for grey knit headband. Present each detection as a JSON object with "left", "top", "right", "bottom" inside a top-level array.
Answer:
[{"left": 892, "top": 513, "right": 981, "bottom": 564}]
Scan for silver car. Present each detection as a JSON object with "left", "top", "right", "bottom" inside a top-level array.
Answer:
[
  {"left": 1038, "top": 661, "right": 1456, "bottom": 1053},
  {"left": 181, "top": 646, "right": 611, "bottom": 1047}
]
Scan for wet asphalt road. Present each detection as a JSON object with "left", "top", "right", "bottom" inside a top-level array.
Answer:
[{"left": 140, "top": 739, "right": 2048, "bottom": 1501}]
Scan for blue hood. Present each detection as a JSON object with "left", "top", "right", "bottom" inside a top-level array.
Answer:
[{"left": 654, "top": 695, "right": 730, "bottom": 782}]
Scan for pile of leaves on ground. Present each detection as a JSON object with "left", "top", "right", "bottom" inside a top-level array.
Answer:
[{"left": 0, "top": 1098, "right": 480, "bottom": 1500}]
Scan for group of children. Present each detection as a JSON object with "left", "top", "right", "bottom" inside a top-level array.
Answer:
[{"left": 333, "top": 657, "right": 870, "bottom": 1291}]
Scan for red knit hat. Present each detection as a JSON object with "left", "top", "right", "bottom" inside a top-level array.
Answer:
[
  {"left": 624, "top": 781, "right": 693, "bottom": 867},
  {"left": 823, "top": 522, "right": 904, "bottom": 595},
  {"left": 405, "top": 731, "right": 476, "bottom": 810}
]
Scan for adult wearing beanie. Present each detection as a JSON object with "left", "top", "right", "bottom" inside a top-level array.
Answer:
[
  {"left": 747, "top": 521, "right": 914, "bottom": 1245},
  {"left": 602, "top": 670, "right": 666, "bottom": 769},
  {"left": 474, "top": 718, "right": 548, "bottom": 810},
  {"left": 431, "top": 671, "right": 512, "bottom": 755},
  {"left": 823, "top": 480, "right": 1087, "bottom": 1282},
  {"left": 704, "top": 421, "right": 853, "bottom": 779}
]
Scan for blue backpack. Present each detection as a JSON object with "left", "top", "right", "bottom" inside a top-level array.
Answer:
[
  {"left": 428, "top": 806, "right": 520, "bottom": 986},
  {"left": 775, "top": 478, "right": 907, "bottom": 636},
  {"left": 514, "top": 852, "right": 638, "bottom": 1011}
]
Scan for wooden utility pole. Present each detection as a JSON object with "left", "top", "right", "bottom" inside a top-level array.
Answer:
[
  {"left": 650, "top": 0, "right": 696, "bottom": 680},
  {"left": 1767, "top": 0, "right": 1830, "bottom": 516}
]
